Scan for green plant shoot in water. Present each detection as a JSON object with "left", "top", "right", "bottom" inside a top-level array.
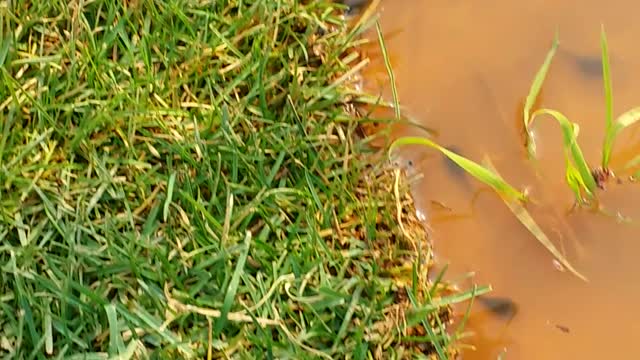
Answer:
[
  {"left": 524, "top": 27, "right": 640, "bottom": 205},
  {"left": 388, "top": 137, "right": 587, "bottom": 281}
]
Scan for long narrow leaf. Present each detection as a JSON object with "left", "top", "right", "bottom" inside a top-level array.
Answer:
[
  {"left": 530, "top": 109, "right": 597, "bottom": 198},
  {"left": 390, "top": 136, "right": 526, "bottom": 202},
  {"left": 604, "top": 107, "right": 640, "bottom": 171},
  {"left": 483, "top": 158, "right": 588, "bottom": 282},
  {"left": 214, "top": 231, "right": 252, "bottom": 337},
  {"left": 524, "top": 32, "right": 559, "bottom": 158},
  {"left": 375, "top": 20, "right": 400, "bottom": 120},
  {"left": 601, "top": 26, "right": 615, "bottom": 168}
]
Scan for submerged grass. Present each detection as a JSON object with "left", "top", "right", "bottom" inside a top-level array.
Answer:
[
  {"left": 0, "top": 1, "right": 465, "bottom": 358},
  {"left": 525, "top": 27, "right": 640, "bottom": 204},
  {"left": 388, "top": 32, "right": 592, "bottom": 281},
  {"left": 523, "top": 32, "right": 559, "bottom": 159},
  {"left": 388, "top": 136, "right": 586, "bottom": 281},
  {"left": 390, "top": 27, "right": 640, "bottom": 282},
  {"left": 388, "top": 29, "right": 640, "bottom": 281}
]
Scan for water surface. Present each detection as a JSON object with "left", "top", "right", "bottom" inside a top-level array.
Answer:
[{"left": 364, "top": 1, "right": 640, "bottom": 358}]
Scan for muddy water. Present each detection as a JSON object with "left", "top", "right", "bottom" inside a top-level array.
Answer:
[{"left": 363, "top": 1, "right": 640, "bottom": 359}]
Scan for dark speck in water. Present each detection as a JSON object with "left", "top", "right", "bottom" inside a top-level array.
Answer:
[
  {"left": 573, "top": 55, "right": 602, "bottom": 78},
  {"left": 555, "top": 324, "right": 571, "bottom": 334},
  {"left": 477, "top": 295, "right": 518, "bottom": 320},
  {"left": 560, "top": 48, "right": 604, "bottom": 79}
]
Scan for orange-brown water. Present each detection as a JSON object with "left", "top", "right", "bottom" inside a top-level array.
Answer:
[{"left": 363, "top": 1, "right": 640, "bottom": 358}]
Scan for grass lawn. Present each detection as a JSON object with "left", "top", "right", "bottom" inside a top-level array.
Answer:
[{"left": 0, "top": 1, "right": 470, "bottom": 358}]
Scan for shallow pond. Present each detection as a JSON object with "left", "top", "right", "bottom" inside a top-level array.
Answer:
[{"left": 362, "top": 0, "right": 640, "bottom": 358}]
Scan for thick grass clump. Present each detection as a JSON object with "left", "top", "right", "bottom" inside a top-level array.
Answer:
[{"left": 0, "top": 1, "right": 467, "bottom": 358}]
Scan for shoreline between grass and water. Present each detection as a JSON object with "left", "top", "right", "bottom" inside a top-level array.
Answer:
[{"left": 0, "top": 1, "right": 478, "bottom": 358}]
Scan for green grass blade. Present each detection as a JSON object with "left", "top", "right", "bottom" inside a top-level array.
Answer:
[
  {"left": 524, "top": 32, "right": 559, "bottom": 158},
  {"left": 406, "top": 286, "right": 492, "bottom": 324},
  {"left": 531, "top": 109, "right": 598, "bottom": 199},
  {"left": 163, "top": 172, "right": 177, "bottom": 222},
  {"left": 375, "top": 20, "right": 400, "bottom": 120},
  {"left": 565, "top": 162, "right": 588, "bottom": 206},
  {"left": 483, "top": 158, "right": 588, "bottom": 282},
  {"left": 214, "top": 231, "right": 252, "bottom": 337},
  {"left": 105, "top": 304, "right": 125, "bottom": 355},
  {"left": 390, "top": 136, "right": 526, "bottom": 201},
  {"left": 117, "top": 341, "right": 139, "bottom": 360},
  {"left": 605, "top": 107, "right": 640, "bottom": 172},
  {"left": 601, "top": 26, "right": 615, "bottom": 168}
]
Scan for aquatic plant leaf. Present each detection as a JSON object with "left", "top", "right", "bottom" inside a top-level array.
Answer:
[
  {"left": 530, "top": 109, "right": 597, "bottom": 200},
  {"left": 524, "top": 32, "right": 559, "bottom": 158},
  {"left": 565, "top": 161, "right": 587, "bottom": 205},
  {"left": 601, "top": 26, "right": 615, "bottom": 169},
  {"left": 604, "top": 107, "right": 640, "bottom": 172},
  {"left": 389, "top": 136, "right": 527, "bottom": 202},
  {"left": 483, "top": 158, "right": 588, "bottom": 282}
]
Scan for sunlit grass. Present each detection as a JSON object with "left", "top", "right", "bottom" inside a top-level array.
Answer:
[{"left": 0, "top": 1, "right": 460, "bottom": 358}]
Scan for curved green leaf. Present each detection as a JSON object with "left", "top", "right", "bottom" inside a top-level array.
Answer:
[
  {"left": 530, "top": 109, "right": 597, "bottom": 200},
  {"left": 524, "top": 32, "right": 559, "bottom": 158},
  {"left": 389, "top": 136, "right": 526, "bottom": 202}
]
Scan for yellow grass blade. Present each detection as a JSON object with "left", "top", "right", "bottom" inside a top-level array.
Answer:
[{"left": 483, "top": 157, "right": 588, "bottom": 282}]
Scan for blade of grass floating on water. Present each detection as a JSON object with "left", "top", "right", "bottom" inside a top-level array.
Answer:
[
  {"left": 390, "top": 136, "right": 526, "bottom": 202},
  {"left": 375, "top": 20, "right": 400, "bottom": 120},
  {"left": 601, "top": 25, "right": 616, "bottom": 169},
  {"left": 524, "top": 32, "right": 559, "bottom": 158},
  {"left": 483, "top": 157, "right": 588, "bottom": 282},
  {"left": 531, "top": 109, "right": 597, "bottom": 199}
]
